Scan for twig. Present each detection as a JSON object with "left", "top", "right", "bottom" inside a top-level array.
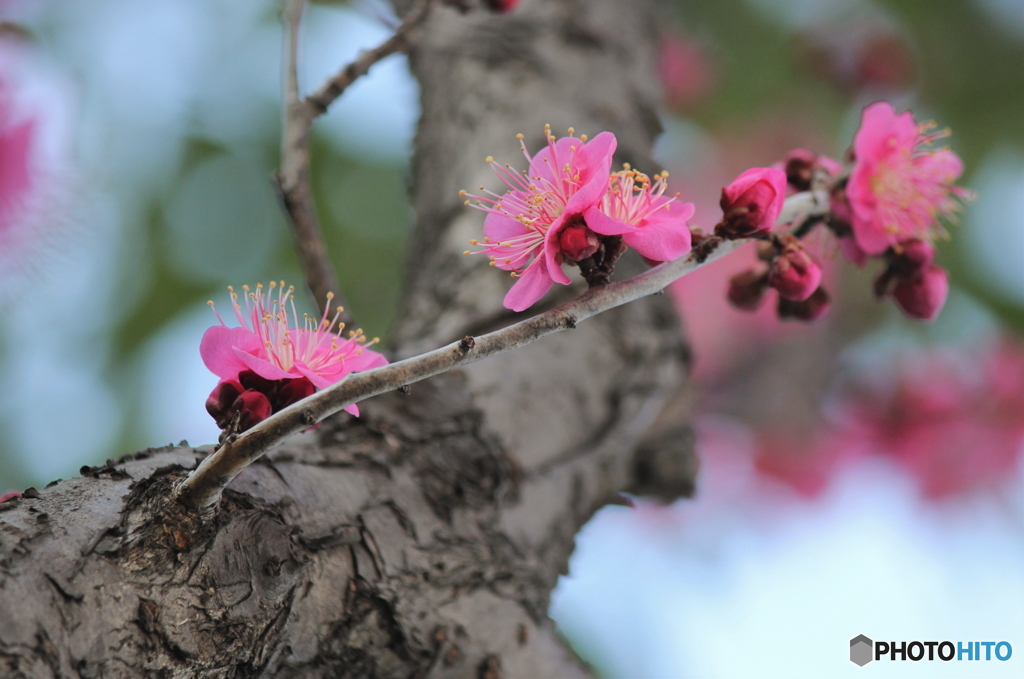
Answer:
[
  {"left": 176, "top": 190, "right": 829, "bottom": 509},
  {"left": 306, "top": 0, "right": 437, "bottom": 115},
  {"left": 276, "top": 0, "right": 438, "bottom": 320}
]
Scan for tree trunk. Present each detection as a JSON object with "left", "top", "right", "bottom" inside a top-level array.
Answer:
[{"left": 0, "top": 1, "right": 697, "bottom": 676}]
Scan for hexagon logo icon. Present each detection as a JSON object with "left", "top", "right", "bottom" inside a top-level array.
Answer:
[{"left": 850, "top": 635, "right": 873, "bottom": 666}]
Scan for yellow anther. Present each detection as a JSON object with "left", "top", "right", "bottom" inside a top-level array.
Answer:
[
  {"left": 207, "top": 300, "right": 214, "bottom": 305},
  {"left": 459, "top": 190, "right": 468, "bottom": 197},
  {"left": 470, "top": 239, "right": 479, "bottom": 245},
  {"left": 485, "top": 156, "right": 494, "bottom": 163},
  {"left": 337, "top": 306, "right": 344, "bottom": 313},
  {"left": 580, "top": 134, "right": 588, "bottom": 142},
  {"left": 464, "top": 200, "right": 471, "bottom": 206},
  {"left": 464, "top": 251, "right": 471, "bottom": 256},
  {"left": 623, "top": 162, "right": 632, "bottom": 170},
  {"left": 516, "top": 133, "right": 524, "bottom": 140},
  {"left": 326, "top": 292, "right": 334, "bottom": 299},
  {"left": 567, "top": 127, "right": 575, "bottom": 135}
]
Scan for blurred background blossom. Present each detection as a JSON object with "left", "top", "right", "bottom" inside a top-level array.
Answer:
[{"left": 0, "top": 0, "right": 1021, "bottom": 676}]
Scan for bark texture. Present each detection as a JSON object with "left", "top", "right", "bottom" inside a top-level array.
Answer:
[{"left": 0, "top": 0, "right": 697, "bottom": 676}]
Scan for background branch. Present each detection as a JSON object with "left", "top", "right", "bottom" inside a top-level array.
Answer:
[
  {"left": 276, "top": 0, "right": 437, "bottom": 320},
  {"left": 177, "top": 188, "right": 828, "bottom": 509}
]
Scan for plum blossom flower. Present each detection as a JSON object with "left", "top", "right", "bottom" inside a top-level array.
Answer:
[
  {"left": 845, "top": 101, "right": 970, "bottom": 255},
  {"left": 587, "top": 165, "right": 694, "bottom": 263},
  {"left": 462, "top": 126, "right": 617, "bottom": 311},
  {"left": 715, "top": 167, "right": 788, "bottom": 239},
  {"left": 201, "top": 282, "right": 386, "bottom": 430}
]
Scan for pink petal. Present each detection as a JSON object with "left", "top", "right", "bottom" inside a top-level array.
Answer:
[
  {"left": 483, "top": 207, "right": 530, "bottom": 243},
  {"left": 504, "top": 256, "right": 554, "bottom": 311},
  {"left": 293, "top": 361, "right": 333, "bottom": 389},
  {"left": 200, "top": 326, "right": 263, "bottom": 380},
  {"left": 234, "top": 348, "right": 295, "bottom": 381},
  {"left": 344, "top": 404, "right": 360, "bottom": 416},
  {"left": 623, "top": 204, "right": 694, "bottom": 262},
  {"left": 528, "top": 136, "right": 583, "bottom": 187},
  {"left": 344, "top": 348, "right": 388, "bottom": 373},
  {"left": 853, "top": 101, "right": 916, "bottom": 162},
  {"left": 543, "top": 214, "right": 573, "bottom": 285},
  {"left": 584, "top": 205, "right": 636, "bottom": 236}
]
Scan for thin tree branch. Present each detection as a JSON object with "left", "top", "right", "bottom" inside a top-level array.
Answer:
[
  {"left": 176, "top": 190, "right": 830, "bottom": 509},
  {"left": 277, "top": 0, "right": 344, "bottom": 319},
  {"left": 275, "top": 0, "right": 437, "bottom": 320},
  {"left": 305, "top": 0, "right": 437, "bottom": 115}
]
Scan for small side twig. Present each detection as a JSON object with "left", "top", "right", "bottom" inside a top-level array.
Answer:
[
  {"left": 276, "top": 0, "right": 438, "bottom": 320},
  {"left": 177, "top": 191, "right": 829, "bottom": 510}
]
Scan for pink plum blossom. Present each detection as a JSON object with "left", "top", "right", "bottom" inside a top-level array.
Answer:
[
  {"left": 658, "top": 34, "right": 715, "bottom": 110},
  {"left": 587, "top": 166, "right": 694, "bottom": 263},
  {"left": 845, "top": 101, "right": 969, "bottom": 255},
  {"left": 463, "top": 126, "right": 617, "bottom": 311},
  {"left": 201, "top": 282, "right": 387, "bottom": 429},
  {"left": 716, "top": 167, "right": 788, "bottom": 239}
]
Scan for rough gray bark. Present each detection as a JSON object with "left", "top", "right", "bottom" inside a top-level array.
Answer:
[{"left": 0, "top": 1, "right": 697, "bottom": 676}]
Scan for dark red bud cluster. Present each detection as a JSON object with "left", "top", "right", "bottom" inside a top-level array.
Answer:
[
  {"left": 873, "top": 239, "right": 948, "bottom": 321},
  {"left": 206, "top": 370, "right": 316, "bottom": 434},
  {"left": 726, "top": 235, "right": 829, "bottom": 322}
]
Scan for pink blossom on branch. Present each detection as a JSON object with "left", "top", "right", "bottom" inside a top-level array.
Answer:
[
  {"left": 845, "top": 101, "right": 970, "bottom": 256},
  {"left": 587, "top": 166, "right": 694, "bottom": 263},
  {"left": 201, "top": 282, "right": 386, "bottom": 431},
  {"left": 463, "top": 127, "right": 617, "bottom": 311}
]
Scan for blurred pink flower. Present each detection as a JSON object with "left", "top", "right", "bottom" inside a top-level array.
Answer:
[
  {"left": 846, "top": 101, "right": 969, "bottom": 255},
  {"left": 201, "top": 282, "right": 386, "bottom": 423},
  {"left": 658, "top": 34, "right": 715, "bottom": 110},
  {"left": 0, "top": 37, "right": 74, "bottom": 285},
  {"left": 0, "top": 490, "right": 21, "bottom": 503},
  {"left": 588, "top": 167, "right": 694, "bottom": 263},
  {"left": 716, "top": 167, "right": 788, "bottom": 239},
  {"left": 464, "top": 127, "right": 616, "bottom": 311}
]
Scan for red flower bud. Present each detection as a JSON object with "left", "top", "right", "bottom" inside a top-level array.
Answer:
[
  {"left": 892, "top": 238, "right": 936, "bottom": 271},
  {"left": 276, "top": 377, "right": 316, "bottom": 410},
  {"left": 716, "top": 168, "right": 788, "bottom": 239},
  {"left": 206, "top": 379, "right": 244, "bottom": 428},
  {"left": 727, "top": 268, "right": 769, "bottom": 311},
  {"left": 768, "top": 243, "right": 822, "bottom": 301},
  {"left": 778, "top": 286, "right": 831, "bottom": 322},
  {"left": 892, "top": 264, "right": 948, "bottom": 321},
  {"left": 232, "top": 390, "right": 272, "bottom": 433},
  {"left": 558, "top": 217, "right": 600, "bottom": 262}
]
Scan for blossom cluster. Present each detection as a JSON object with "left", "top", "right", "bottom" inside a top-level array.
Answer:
[
  {"left": 200, "top": 282, "right": 386, "bottom": 435},
  {"left": 720, "top": 101, "right": 969, "bottom": 323},
  {"left": 461, "top": 126, "right": 694, "bottom": 311}
]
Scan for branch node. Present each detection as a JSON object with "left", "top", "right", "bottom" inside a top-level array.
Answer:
[
  {"left": 399, "top": 385, "right": 411, "bottom": 395},
  {"left": 301, "top": 410, "right": 317, "bottom": 426},
  {"left": 566, "top": 315, "right": 577, "bottom": 329},
  {"left": 459, "top": 335, "right": 476, "bottom": 354}
]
